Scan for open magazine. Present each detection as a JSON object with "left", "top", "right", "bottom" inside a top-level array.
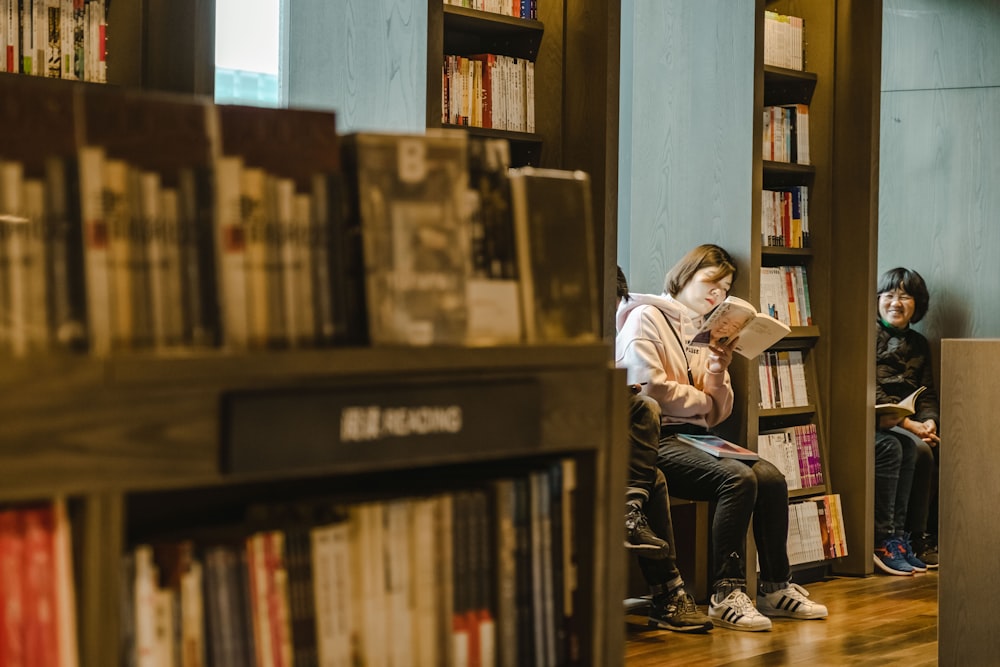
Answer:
[
  {"left": 689, "top": 296, "right": 791, "bottom": 359},
  {"left": 875, "top": 386, "right": 926, "bottom": 419}
]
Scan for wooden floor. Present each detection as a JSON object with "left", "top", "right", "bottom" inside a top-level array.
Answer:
[{"left": 625, "top": 571, "right": 938, "bottom": 666}]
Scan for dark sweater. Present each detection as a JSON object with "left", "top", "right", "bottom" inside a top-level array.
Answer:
[{"left": 875, "top": 319, "right": 940, "bottom": 427}]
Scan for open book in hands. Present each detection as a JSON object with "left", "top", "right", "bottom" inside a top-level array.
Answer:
[
  {"left": 875, "top": 386, "right": 926, "bottom": 419},
  {"left": 689, "top": 296, "right": 791, "bottom": 359}
]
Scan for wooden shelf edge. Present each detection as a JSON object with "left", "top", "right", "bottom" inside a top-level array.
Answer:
[
  {"left": 761, "top": 246, "right": 813, "bottom": 257},
  {"left": 763, "top": 160, "right": 816, "bottom": 176},
  {"left": 0, "top": 343, "right": 613, "bottom": 387},
  {"left": 443, "top": 4, "right": 544, "bottom": 33},
  {"left": 441, "top": 123, "right": 543, "bottom": 144},
  {"left": 759, "top": 405, "right": 817, "bottom": 419}
]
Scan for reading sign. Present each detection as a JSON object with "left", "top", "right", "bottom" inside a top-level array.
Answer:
[{"left": 221, "top": 378, "right": 542, "bottom": 474}]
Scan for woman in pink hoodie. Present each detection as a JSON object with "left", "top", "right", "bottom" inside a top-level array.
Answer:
[{"left": 616, "top": 244, "right": 827, "bottom": 632}]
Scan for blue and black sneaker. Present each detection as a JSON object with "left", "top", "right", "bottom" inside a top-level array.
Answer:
[{"left": 874, "top": 536, "right": 914, "bottom": 576}]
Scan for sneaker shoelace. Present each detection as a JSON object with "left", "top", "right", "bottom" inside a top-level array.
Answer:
[
  {"left": 776, "top": 582, "right": 812, "bottom": 604},
  {"left": 671, "top": 591, "right": 697, "bottom": 614},
  {"left": 723, "top": 590, "right": 759, "bottom": 615}
]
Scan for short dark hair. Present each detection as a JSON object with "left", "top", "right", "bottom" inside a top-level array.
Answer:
[
  {"left": 616, "top": 265, "right": 630, "bottom": 301},
  {"left": 664, "top": 244, "right": 737, "bottom": 296},
  {"left": 877, "top": 267, "right": 930, "bottom": 323}
]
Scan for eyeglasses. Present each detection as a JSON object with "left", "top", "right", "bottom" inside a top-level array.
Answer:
[{"left": 879, "top": 291, "right": 914, "bottom": 303}]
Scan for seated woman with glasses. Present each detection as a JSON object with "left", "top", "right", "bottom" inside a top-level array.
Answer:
[
  {"left": 615, "top": 244, "right": 828, "bottom": 631},
  {"left": 873, "top": 267, "right": 941, "bottom": 575}
]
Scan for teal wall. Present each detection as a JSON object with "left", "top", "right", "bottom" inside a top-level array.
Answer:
[
  {"left": 285, "top": 0, "right": 427, "bottom": 132},
  {"left": 618, "top": 0, "right": 755, "bottom": 295},
  {"left": 880, "top": 0, "right": 1000, "bottom": 344}
]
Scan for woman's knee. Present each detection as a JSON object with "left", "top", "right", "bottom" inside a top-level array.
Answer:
[
  {"left": 721, "top": 463, "right": 757, "bottom": 499},
  {"left": 875, "top": 433, "right": 903, "bottom": 466}
]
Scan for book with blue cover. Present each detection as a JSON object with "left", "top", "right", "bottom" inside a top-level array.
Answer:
[{"left": 675, "top": 433, "right": 759, "bottom": 461}]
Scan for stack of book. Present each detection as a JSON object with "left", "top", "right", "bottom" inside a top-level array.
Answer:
[
  {"left": 758, "top": 423, "right": 823, "bottom": 491},
  {"left": 760, "top": 265, "right": 813, "bottom": 327}
]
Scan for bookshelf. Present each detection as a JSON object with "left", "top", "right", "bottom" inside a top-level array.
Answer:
[
  {"left": 427, "top": 2, "right": 549, "bottom": 167},
  {"left": 0, "top": 344, "right": 626, "bottom": 665},
  {"left": 749, "top": 4, "right": 843, "bottom": 575},
  {"left": 0, "top": 4, "right": 628, "bottom": 662},
  {"left": 753, "top": 0, "right": 883, "bottom": 577}
]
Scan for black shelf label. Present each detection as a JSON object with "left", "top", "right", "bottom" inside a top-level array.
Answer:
[{"left": 221, "top": 377, "right": 542, "bottom": 474}]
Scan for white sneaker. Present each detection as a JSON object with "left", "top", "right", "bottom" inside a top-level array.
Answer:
[
  {"left": 708, "top": 589, "right": 772, "bottom": 631},
  {"left": 756, "top": 582, "right": 828, "bottom": 620}
]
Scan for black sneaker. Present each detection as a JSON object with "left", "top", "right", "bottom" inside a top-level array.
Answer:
[
  {"left": 914, "top": 534, "right": 939, "bottom": 569},
  {"left": 648, "top": 588, "right": 713, "bottom": 633},
  {"left": 625, "top": 504, "right": 669, "bottom": 557}
]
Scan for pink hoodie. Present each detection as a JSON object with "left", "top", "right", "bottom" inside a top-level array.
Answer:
[{"left": 616, "top": 292, "right": 734, "bottom": 429}]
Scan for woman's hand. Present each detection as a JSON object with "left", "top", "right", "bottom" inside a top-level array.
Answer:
[
  {"left": 902, "top": 417, "right": 941, "bottom": 446},
  {"left": 706, "top": 337, "right": 738, "bottom": 374}
]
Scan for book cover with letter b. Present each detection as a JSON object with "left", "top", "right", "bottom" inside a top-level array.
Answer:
[{"left": 675, "top": 433, "right": 760, "bottom": 461}]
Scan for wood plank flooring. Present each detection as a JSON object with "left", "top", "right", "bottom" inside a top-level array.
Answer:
[{"left": 625, "top": 572, "right": 938, "bottom": 666}]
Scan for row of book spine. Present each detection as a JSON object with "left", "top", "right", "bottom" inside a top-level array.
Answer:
[
  {"left": 763, "top": 10, "right": 805, "bottom": 71},
  {"left": 0, "top": 76, "right": 600, "bottom": 357},
  {"left": 786, "top": 494, "right": 848, "bottom": 566},
  {"left": 121, "top": 461, "right": 578, "bottom": 667},
  {"left": 443, "top": 54, "right": 536, "bottom": 133},
  {"left": 0, "top": 0, "right": 106, "bottom": 81},
  {"left": 763, "top": 104, "right": 810, "bottom": 165},
  {"left": 787, "top": 493, "right": 847, "bottom": 565},
  {"left": 758, "top": 422, "right": 823, "bottom": 491},
  {"left": 0, "top": 499, "right": 78, "bottom": 667},
  {"left": 760, "top": 265, "right": 812, "bottom": 327},
  {"left": 762, "top": 185, "right": 809, "bottom": 248},
  {"left": 758, "top": 349, "right": 808, "bottom": 410},
  {"left": 444, "top": 0, "right": 537, "bottom": 20}
]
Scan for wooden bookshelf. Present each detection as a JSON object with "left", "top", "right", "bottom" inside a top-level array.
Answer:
[
  {"left": 0, "top": 3, "right": 626, "bottom": 662},
  {"left": 0, "top": 344, "right": 626, "bottom": 666},
  {"left": 427, "top": 2, "right": 550, "bottom": 167},
  {"left": 755, "top": 0, "right": 883, "bottom": 577},
  {"left": 750, "top": 2, "right": 840, "bottom": 577}
]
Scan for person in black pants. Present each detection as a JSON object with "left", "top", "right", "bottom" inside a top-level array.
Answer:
[
  {"left": 874, "top": 267, "right": 940, "bottom": 573},
  {"left": 619, "top": 266, "right": 713, "bottom": 633},
  {"left": 617, "top": 246, "right": 828, "bottom": 632}
]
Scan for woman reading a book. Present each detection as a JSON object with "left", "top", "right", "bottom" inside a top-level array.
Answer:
[
  {"left": 873, "top": 267, "right": 940, "bottom": 574},
  {"left": 616, "top": 244, "right": 827, "bottom": 631}
]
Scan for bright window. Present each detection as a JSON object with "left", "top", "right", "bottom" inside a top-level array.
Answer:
[{"left": 215, "top": 0, "right": 283, "bottom": 107}]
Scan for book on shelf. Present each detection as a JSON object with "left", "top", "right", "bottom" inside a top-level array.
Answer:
[
  {"left": 758, "top": 350, "right": 809, "bottom": 409},
  {"left": 675, "top": 433, "right": 759, "bottom": 461},
  {"left": 214, "top": 103, "right": 343, "bottom": 350},
  {"left": 760, "top": 265, "right": 812, "bottom": 327},
  {"left": 342, "top": 130, "right": 472, "bottom": 346},
  {"left": 782, "top": 495, "right": 848, "bottom": 566},
  {"left": 509, "top": 167, "right": 600, "bottom": 344},
  {"left": 763, "top": 11, "right": 805, "bottom": 71},
  {"left": 758, "top": 423, "right": 822, "bottom": 491},
  {"left": 690, "top": 295, "right": 791, "bottom": 359},
  {"left": 875, "top": 386, "right": 926, "bottom": 420},
  {"left": 464, "top": 136, "right": 522, "bottom": 345},
  {"left": 762, "top": 186, "right": 809, "bottom": 248},
  {"left": 763, "top": 104, "right": 809, "bottom": 165}
]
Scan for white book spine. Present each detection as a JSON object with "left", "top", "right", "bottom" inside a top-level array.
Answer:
[
  {"left": 213, "top": 156, "right": 249, "bottom": 349},
  {"left": 78, "top": 146, "right": 112, "bottom": 355}
]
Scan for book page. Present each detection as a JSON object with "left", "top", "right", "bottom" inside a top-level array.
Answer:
[
  {"left": 690, "top": 297, "right": 757, "bottom": 346},
  {"left": 875, "top": 386, "right": 926, "bottom": 418}
]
